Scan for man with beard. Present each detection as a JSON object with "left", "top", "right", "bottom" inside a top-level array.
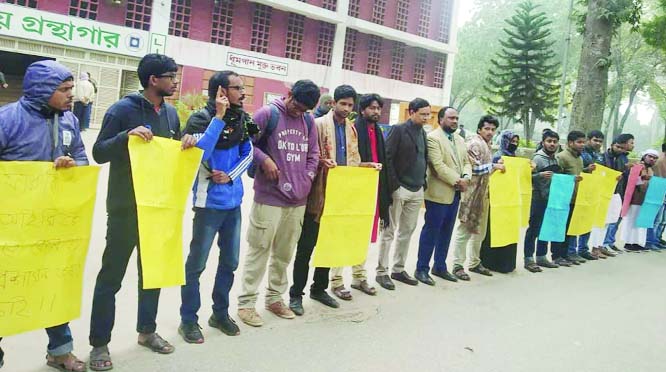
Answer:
[
  {"left": 415, "top": 106, "right": 471, "bottom": 285},
  {"left": 554, "top": 131, "right": 595, "bottom": 265},
  {"left": 579, "top": 130, "right": 616, "bottom": 258},
  {"left": 603, "top": 133, "right": 635, "bottom": 253},
  {"left": 89, "top": 54, "right": 198, "bottom": 370},
  {"left": 178, "top": 71, "right": 258, "bottom": 342},
  {"left": 622, "top": 150, "right": 660, "bottom": 251},
  {"left": 376, "top": 98, "right": 430, "bottom": 289},
  {"left": 451, "top": 115, "right": 504, "bottom": 281},
  {"left": 288, "top": 85, "right": 381, "bottom": 315},
  {"left": 0, "top": 60, "right": 88, "bottom": 372},
  {"left": 328, "top": 94, "right": 387, "bottom": 297},
  {"left": 523, "top": 129, "right": 562, "bottom": 272}
]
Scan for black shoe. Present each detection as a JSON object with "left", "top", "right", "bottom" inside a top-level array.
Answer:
[
  {"left": 391, "top": 271, "right": 418, "bottom": 286},
  {"left": 625, "top": 244, "right": 641, "bottom": 252},
  {"left": 579, "top": 252, "right": 598, "bottom": 260},
  {"left": 178, "top": 322, "right": 204, "bottom": 344},
  {"left": 289, "top": 296, "right": 304, "bottom": 316},
  {"left": 376, "top": 275, "right": 395, "bottom": 290},
  {"left": 431, "top": 269, "right": 458, "bottom": 282},
  {"left": 208, "top": 314, "right": 240, "bottom": 336},
  {"left": 310, "top": 291, "right": 340, "bottom": 308},
  {"left": 414, "top": 270, "right": 435, "bottom": 286},
  {"left": 610, "top": 245, "right": 623, "bottom": 253}
]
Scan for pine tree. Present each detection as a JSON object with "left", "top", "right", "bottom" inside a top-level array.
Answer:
[{"left": 482, "top": 1, "right": 560, "bottom": 143}]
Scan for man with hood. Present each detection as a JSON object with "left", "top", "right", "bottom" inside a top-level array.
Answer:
[
  {"left": 0, "top": 60, "right": 88, "bottom": 371},
  {"left": 237, "top": 80, "right": 320, "bottom": 327},
  {"left": 178, "top": 71, "right": 258, "bottom": 343},
  {"left": 492, "top": 130, "right": 519, "bottom": 163},
  {"left": 313, "top": 93, "right": 334, "bottom": 118},
  {"left": 622, "top": 149, "right": 659, "bottom": 251},
  {"left": 88, "top": 54, "right": 197, "bottom": 370},
  {"left": 72, "top": 72, "right": 95, "bottom": 131},
  {"left": 523, "top": 129, "right": 562, "bottom": 272}
]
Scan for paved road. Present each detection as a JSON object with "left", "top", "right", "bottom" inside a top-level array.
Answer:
[{"left": 4, "top": 131, "right": 666, "bottom": 372}]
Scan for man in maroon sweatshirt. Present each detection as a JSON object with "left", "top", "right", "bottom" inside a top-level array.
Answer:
[{"left": 237, "top": 80, "right": 320, "bottom": 327}]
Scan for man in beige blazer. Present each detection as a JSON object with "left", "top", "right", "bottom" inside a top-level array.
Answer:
[{"left": 415, "top": 107, "right": 472, "bottom": 285}]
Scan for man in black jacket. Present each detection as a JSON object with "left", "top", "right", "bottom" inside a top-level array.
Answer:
[
  {"left": 88, "top": 54, "right": 197, "bottom": 370},
  {"left": 375, "top": 98, "right": 429, "bottom": 290}
]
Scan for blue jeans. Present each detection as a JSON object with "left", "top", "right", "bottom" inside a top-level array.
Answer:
[
  {"left": 89, "top": 209, "right": 160, "bottom": 347},
  {"left": 416, "top": 194, "right": 460, "bottom": 272},
  {"left": 604, "top": 219, "right": 620, "bottom": 247},
  {"left": 180, "top": 207, "right": 241, "bottom": 324},
  {"left": 568, "top": 233, "right": 590, "bottom": 255},
  {"left": 45, "top": 323, "right": 74, "bottom": 356},
  {"left": 523, "top": 199, "right": 549, "bottom": 261}
]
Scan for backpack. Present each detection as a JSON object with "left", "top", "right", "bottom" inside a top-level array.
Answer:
[{"left": 247, "top": 104, "right": 314, "bottom": 178}]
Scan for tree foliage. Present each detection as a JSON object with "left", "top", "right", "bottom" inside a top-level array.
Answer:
[
  {"left": 482, "top": 1, "right": 561, "bottom": 143},
  {"left": 643, "top": 0, "right": 666, "bottom": 50}
]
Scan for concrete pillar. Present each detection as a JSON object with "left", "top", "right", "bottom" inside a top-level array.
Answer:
[
  {"left": 441, "top": 0, "right": 460, "bottom": 105},
  {"left": 324, "top": 0, "right": 348, "bottom": 91},
  {"left": 149, "top": 0, "right": 172, "bottom": 54}
]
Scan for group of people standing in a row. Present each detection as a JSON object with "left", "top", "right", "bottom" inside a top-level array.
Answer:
[{"left": 1, "top": 53, "right": 662, "bottom": 372}]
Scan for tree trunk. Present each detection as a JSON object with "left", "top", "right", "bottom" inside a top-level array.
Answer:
[
  {"left": 618, "top": 86, "right": 640, "bottom": 133},
  {"left": 570, "top": 0, "right": 613, "bottom": 133}
]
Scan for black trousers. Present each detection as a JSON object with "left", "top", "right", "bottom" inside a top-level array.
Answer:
[
  {"left": 289, "top": 213, "right": 330, "bottom": 298},
  {"left": 480, "top": 212, "right": 517, "bottom": 273},
  {"left": 89, "top": 208, "right": 161, "bottom": 347}
]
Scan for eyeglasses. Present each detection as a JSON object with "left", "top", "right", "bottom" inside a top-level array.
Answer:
[
  {"left": 228, "top": 85, "right": 245, "bottom": 91},
  {"left": 156, "top": 73, "right": 178, "bottom": 81}
]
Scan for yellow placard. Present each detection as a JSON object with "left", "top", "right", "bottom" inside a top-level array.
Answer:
[
  {"left": 592, "top": 165, "right": 622, "bottom": 228},
  {"left": 128, "top": 136, "right": 203, "bottom": 289},
  {"left": 312, "top": 167, "right": 379, "bottom": 267},
  {"left": 489, "top": 157, "right": 531, "bottom": 247},
  {"left": 567, "top": 172, "right": 601, "bottom": 236},
  {"left": 0, "top": 162, "right": 99, "bottom": 336}
]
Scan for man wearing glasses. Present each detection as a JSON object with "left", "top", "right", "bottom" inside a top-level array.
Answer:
[
  {"left": 375, "top": 98, "right": 430, "bottom": 290},
  {"left": 88, "top": 54, "right": 197, "bottom": 371}
]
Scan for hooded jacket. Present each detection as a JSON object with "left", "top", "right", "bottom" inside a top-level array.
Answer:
[
  {"left": 252, "top": 98, "right": 320, "bottom": 207},
  {"left": 0, "top": 60, "right": 87, "bottom": 164},
  {"left": 93, "top": 92, "right": 180, "bottom": 212}
]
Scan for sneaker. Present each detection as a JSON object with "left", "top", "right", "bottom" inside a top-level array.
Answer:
[
  {"left": 599, "top": 247, "right": 616, "bottom": 257},
  {"left": 238, "top": 308, "right": 264, "bottom": 327},
  {"left": 624, "top": 244, "right": 640, "bottom": 252},
  {"left": 536, "top": 259, "right": 559, "bottom": 268},
  {"left": 591, "top": 248, "right": 608, "bottom": 259},
  {"left": 609, "top": 245, "right": 623, "bottom": 253},
  {"left": 208, "top": 314, "right": 240, "bottom": 336},
  {"left": 289, "top": 296, "right": 304, "bottom": 316},
  {"left": 178, "top": 322, "right": 204, "bottom": 344},
  {"left": 554, "top": 258, "right": 572, "bottom": 267},
  {"left": 568, "top": 254, "right": 586, "bottom": 263},
  {"left": 580, "top": 251, "right": 599, "bottom": 260},
  {"left": 266, "top": 301, "right": 295, "bottom": 319}
]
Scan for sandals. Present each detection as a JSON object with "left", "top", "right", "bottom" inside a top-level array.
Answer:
[
  {"left": 332, "top": 286, "right": 353, "bottom": 301},
  {"left": 137, "top": 333, "right": 175, "bottom": 354},
  {"left": 470, "top": 265, "right": 493, "bottom": 276},
  {"left": 351, "top": 280, "right": 377, "bottom": 296},
  {"left": 89, "top": 346, "right": 112, "bottom": 371},
  {"left": 453, "top": 267, "right": 470, "bottom": 281},
  {"left": 46, "top": 353, "right": 86, "bottom": 372},
  {"left": 524, "top": 262, "right": 543, "bottom": 273}
]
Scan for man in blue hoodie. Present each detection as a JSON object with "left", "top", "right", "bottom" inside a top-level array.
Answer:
[
  {"left": 88, "top": 54, "right": 197, "bottom": 371},
  {"left": 0, "top": 60, "right": 88, "bottom": 371},
  {"left": 178, "top": 71, "right": 257, "bottom": 343}
]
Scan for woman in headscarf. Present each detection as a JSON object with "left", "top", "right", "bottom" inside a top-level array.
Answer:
[
  {"left": 481, "top": 130, "right": 521, "bottom": 273},
  {"left": 493, "top": 130, "right": 520, "bottom": 163}
]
